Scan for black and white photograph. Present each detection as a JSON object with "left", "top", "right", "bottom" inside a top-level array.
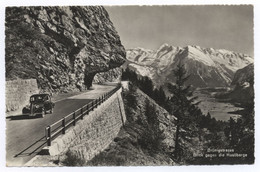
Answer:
[{"left": 2, "top": 0, "right": 259, "bottom": 170}]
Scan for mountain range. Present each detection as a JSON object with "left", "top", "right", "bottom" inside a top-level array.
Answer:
[{"left": 126, "top": 44, "right": 253, "bottom": 88}]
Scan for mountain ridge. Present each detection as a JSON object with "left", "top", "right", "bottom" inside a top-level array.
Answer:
[{"left": 126, "top": 44, "right": 253, "bottom": 88}]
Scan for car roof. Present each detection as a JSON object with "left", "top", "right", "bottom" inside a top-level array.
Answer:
[{"left": 30, "top": 94, "right": 50, "bottom": 97}]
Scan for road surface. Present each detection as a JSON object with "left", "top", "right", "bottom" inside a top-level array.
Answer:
[{"left": 6, "top": 83, "right": 117, "bottom": 166}]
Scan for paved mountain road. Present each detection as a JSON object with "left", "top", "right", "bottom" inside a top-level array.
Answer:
[{"left": 6, "top": 83, "right": 117, "bottom": 166}]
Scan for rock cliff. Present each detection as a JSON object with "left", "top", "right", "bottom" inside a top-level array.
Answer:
[
  {"left": 231, "top": 63, "right": 254, "bottom": 86},
  {"left": 5, "top": 6, "right": 125, "bottom": 92},
  {"left": 229, "top": 63, "right": 254, "bottom": 103},
  {"left": 93, "top": 67, "right": 122, "bottom": 84}
]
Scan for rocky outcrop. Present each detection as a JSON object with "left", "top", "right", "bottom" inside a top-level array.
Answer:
[
  {"left": 229, "top": 63, "right": 254, "bottom": 104},
  {"left": 127, "top": 44, "right": 253, "bottom": 88},
  {"left": 93, "top": 67, "right": 122, "bottom": 84},
  {"left": 5, "top": 6, "right": 125, "bottom": 92},
  {"left": 231, "top": 63, "right": 254, "bottom": 86}
]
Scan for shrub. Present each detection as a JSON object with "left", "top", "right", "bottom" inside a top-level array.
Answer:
[{"left": 61, "top": 150, "right": 85, "bottom": 166}]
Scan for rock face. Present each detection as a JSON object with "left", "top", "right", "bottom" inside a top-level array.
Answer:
[
  {"left": 5, "top": 6, "right": 125, "bottom": 92},
  {"left": 229, "top": 63, "right": 254, "bottom": 103},
  {"left": 231, "top": 63, "right": 254, "bottom": 86},
  {"left": 93, "top": 67, "right": 122, "bottom": 84},
  {"left": 127, "top": 44, "right": 253, "bottom": 88}
]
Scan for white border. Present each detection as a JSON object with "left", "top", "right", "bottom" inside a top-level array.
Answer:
[{"left": 1, "top": 0, "right": 259, "bottom": 172}]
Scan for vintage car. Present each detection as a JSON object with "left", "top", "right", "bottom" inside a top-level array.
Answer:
[{"left": 22, "top": 94, "right": 55, "bottom": 117}]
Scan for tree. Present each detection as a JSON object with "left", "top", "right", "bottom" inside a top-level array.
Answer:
[
  {"left": 139, "top": 99, "right": 165, "bottom": 154},
  {"left": 225, "top": 110, "right": 254, "bottom": 163},
  {"left": 158, "top": 86, "right": 166, "bottom": 105},
  {"left": 139, "top": 76, "right": 154, "bottom": 96},
  {"left": 167, "top": 63, "right": 198, "bottom": 161}
]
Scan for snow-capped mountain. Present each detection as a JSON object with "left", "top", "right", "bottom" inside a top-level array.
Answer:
[{"left": 126, "top": 44, "right": 253, "bottom": 88}]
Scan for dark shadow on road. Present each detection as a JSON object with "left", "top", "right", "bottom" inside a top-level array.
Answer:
[{"left": 6, "top": 114, "right": 41, "bottom": 121}]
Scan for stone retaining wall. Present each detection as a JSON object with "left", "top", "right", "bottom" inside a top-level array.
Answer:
[{"left": 48, "top": 88, "right": 126, "bottom": 163}]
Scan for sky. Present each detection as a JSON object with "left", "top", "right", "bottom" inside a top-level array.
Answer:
[{"left": 105, "top": 5, "right": 254, "bottom": 56}]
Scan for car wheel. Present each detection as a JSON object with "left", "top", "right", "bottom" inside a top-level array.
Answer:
[
  {"left": 50, "top": 107, "right": 53, "bottom": 114},
  {"left": 41, "top": 109, "right": 46, "bottom": 118},
  {"left": 22, "top": 107, "right": 26, "bottom": 114}
]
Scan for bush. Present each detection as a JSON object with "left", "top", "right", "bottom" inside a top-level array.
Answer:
[{"left": 61, "top": 150, "right": 85, "bottom": 166}]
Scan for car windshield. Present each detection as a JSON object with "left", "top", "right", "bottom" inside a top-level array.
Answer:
[{"left": 30, "top": 95, "right": 48, "bottom": 102}]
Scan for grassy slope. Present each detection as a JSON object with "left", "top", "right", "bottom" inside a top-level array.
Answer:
[
  {"left": 87, "top": 124, "right": 175, "bottom": 166},
  {"left": 86, "top": 86, "right": 177, "bottom": 166}
]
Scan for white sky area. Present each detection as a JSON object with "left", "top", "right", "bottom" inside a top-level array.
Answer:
[
  {"left": 106, "top": 5, "right": 254, "bottom": 56},
  {"left": 0, "top": 1, "right": 259, "bottom": 172}
]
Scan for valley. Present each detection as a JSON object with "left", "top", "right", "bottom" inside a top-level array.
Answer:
[
  {"left": 126, "top": 43, "right": 254, "bottom": 122},
  {"left": 194, "top": 87, "right": 243, "bottom": 121}
]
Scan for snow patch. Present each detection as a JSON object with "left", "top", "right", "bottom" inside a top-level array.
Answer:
[
  {"left": 128, "top": 63, "right": 155, "bottom": 79},
  {"left": 218, "top": 49, "right": 233, "bottom": 54},
  {"left": 186, "top": 46, "right": 215, "bottom": 66},
  {"left": 197, "top": 70, "right": 207, "bottom": 85}
]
